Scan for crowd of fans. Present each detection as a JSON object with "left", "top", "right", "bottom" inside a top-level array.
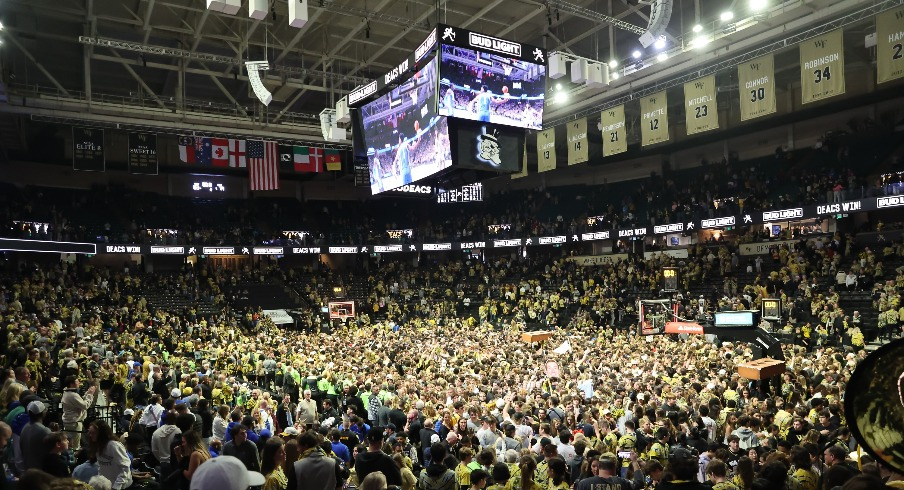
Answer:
[{"left": 0, "top": 224, "right": 903, "bottom": 489}]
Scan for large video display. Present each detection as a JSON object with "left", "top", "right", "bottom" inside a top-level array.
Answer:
[
  {"left": 438, "top": 44, "right": 545, "bottom": 130},
  {"left": 362, "top": 55, "right": 452, "bottom": 195}
]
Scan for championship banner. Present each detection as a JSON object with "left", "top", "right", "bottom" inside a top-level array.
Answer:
[
  {"left": 877, "top": 7, "right": 904, "bottom": 84},
  {"left": 72, "top": 127, "right": 105, "bottom": 172},
  {"left": 601, "top": 105, "right": 627, "bottom": 156},
  {"left": 511, "top": 141, "right": 528, "bottom": 179},
  {"left": 537, "top": 128, "right": 557, "bottom": 173},
  {"left": 566, "top": 117, "right": 588, "bottom": 165},
  {"left": 640, "top": 91, "right": 669, "bottom": 146},
  {"left": 737, "top": 54, "right": 777, "bottom": 121},
  {"left": 127, "top": 133, "right": 158, "bottom": 175},
  {"left": 799, "top": 28, "right": 845, "bottom": 104},
  {"left": 683, "top": 75, "right": 718, "bottom": 135}
]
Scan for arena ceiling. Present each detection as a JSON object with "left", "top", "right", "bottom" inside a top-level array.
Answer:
[{"left": 0, "top": 0, "right": 742, "bottom": 122}]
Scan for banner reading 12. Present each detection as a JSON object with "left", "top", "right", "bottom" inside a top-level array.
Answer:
[{"left": 640, "top": 91, "right": 669, "bottom": 147}]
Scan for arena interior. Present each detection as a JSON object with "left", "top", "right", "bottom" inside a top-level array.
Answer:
[{"left": 0, "top": 0, "right": 903, "bottom": 489}]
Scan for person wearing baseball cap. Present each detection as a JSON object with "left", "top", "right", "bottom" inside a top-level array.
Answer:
[
  {"left": 189, "top": 455, "right": 265, "bottom": 490},
  {"left": 21, "top": 400, "right": 50, "bottom": 471},
  {"left": 355, "top": 427, "right": 402, "bottom": 487}
]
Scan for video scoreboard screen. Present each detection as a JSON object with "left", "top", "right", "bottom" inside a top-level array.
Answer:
[{"left": 437, "top": 182, "right": 483, "bottom": 203}]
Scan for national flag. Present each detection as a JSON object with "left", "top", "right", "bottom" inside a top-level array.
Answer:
[
  {"left": 211, "top": 138, "right": 229, "bottom": 166},
  {"left": 295, "top": 146, "right": 323, "bottom": 173},
  {"left": 179, "top": 136, "right": 211, "bottom": 164},
  {"left": 325, "top": 149, "right": 342, "bottom": 171},
  {"left": 228, "top": 139, "right": 246, "bottom": 168},
  {"left": 247, "top": 140, "right": 279, "bottom": 191}
]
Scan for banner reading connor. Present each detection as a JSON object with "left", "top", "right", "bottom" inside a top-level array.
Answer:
[
  {"left": 640, "top": 91, "right": 669, "bottom": 146},
  {"left": 737, "top": 54, "right": 777, "bottom": 121},
  {"left": 127, "top": 133, "right": 158, "bottom": 175},
  {"left": 601, "top": 105, "right": 627, "bottom": 157},
  {"left": 877, "top": 7, "right": 904, "bottom": 84},
  {"left": 683, "top": 75, "right": 718, "bottom": 135},
  {"left": 537, "top": 128, "right": 557, "bottom": 173},
  {"left": 799, "top": 28, "right": 846, "bottom": 104},
  {"left": 566, "top": 117, "right": 588, "bottom": 166},
  {"left": 72, "top": 127, "right": 105, "bottom": 172}
]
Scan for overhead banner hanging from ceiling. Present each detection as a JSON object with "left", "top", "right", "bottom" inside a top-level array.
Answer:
[
  {"left": 640, "top": 91, "right": 669, "bottom": 146},
  {"left": 601, "top": 105, "right": 627, "bottom": 156},
  {"left": 683, "top": 75, "right": 718, "bottom": 135},
  {"left": 876, "top": 7, "right": 904, "bottom": 84},
  {"left": 737, "top": 54, "right": 777, "bottom": 121},
  {"left": 566, "top": 117, "right": 588, "bottom": 166},
  {"left": 537, "top": 129, "right": 557, "bottom": 172},
  {"left": 799, "top": 28, "right": 846, "bottom": 104}
]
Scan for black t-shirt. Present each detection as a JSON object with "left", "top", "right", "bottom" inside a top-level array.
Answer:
[
  {"left": 575, "top": 475, "right": 633, "bottom": 490},
  {"left": 355, "top": 450, "right": 402, "bottom": 485},
  {"left": 657, "top": 481, "right": 711, "bottom": 490},
  {"left": 41, "top": 452, "right": 70, "bottom": 478}
]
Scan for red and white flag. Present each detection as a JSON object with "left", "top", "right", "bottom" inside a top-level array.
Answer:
[
  {"left": 229, "top": 139, "right": 246, "bottom": 168},
  {"left": 211, "top": 138, "right": 229, "bottom": 167},
  {"left": 247, "top": 140, "right": 279, "bottom": 191}
]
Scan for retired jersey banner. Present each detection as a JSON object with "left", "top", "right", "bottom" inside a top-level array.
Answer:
[
  {"left": 566, "top": 117, "right": 588, "bottom": 166},
  {"left": 683, "top": 75, "right": 718, "bottom": 135},
  {"left": 800, "top": 28, "right": 845, "bottom": 104},
  {"left": 127, "top": 133, "right": 158, "bottom": 175},
  {"left": 640, "top": 91, "right": 669, "bottom": 146},
  {"left": 537, "top": 129, "right": 557, "bottom": 173},
  {"left": 877, "top": 7, "right": 904, "bottom": 84},
  {"left": 601, "top": 105, "right": 627, "bottom": 156},
  {"left": 72, "top": 127, "right": 105, "bottom": 172},
  {"left": 738, "top": 54, "right": 777, "bottom": 121}
]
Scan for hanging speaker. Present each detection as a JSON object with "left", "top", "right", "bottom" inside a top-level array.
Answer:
[
  {"left": 639, "top": 0, "right": 673, "bottom": 48},
  {"left": 249, "top": 0, "right": 267, "bottom": 19},
  {"left": 585, "top": 62, "right": 609, "bottom": 88},
  {"left": 548, "top": 53, "right": 567, "bottom": 79},
  {"left": 570, "top": 59, "right": 588, "bottom": 84}
]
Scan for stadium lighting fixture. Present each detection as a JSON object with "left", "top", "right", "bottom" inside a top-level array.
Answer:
[
  {"left": 608, "top": 60, "right": 618, "bottom": 69},
  {"left": 720, "top": 11, "right": 734, "bottom": 21},
  {"left": 750, "top": 0, "right": 767, "bottom": 11},
  {"left": 555, "top": 91, "right": 568, "bottom": 103},
  {"left": 0, "top": 22, "right": 5, "bottom": 31},
  {"left": 555, "top": 83, "right": 562, "bottom": 90},
  {"left": 692, "top": 36, "right": 710, "bottom": 48},
  {"left": 692, "top": 24, "right": 702, "bottom": 33},
  {"left": 632, "top": 50, "right": 642, "bottom": 59},
  {"left": 653, "top": 37, "right": 666, "bottom": 50},
  {"left": 657, "top": 52, "right": 668, "bottom": 62},
  {"left": 611, "top": 71, "right": 620, "bottom": 80}
]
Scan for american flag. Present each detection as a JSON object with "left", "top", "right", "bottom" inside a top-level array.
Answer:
[{"left": 247, "top": 140, "right": 279, "bottom": 191}]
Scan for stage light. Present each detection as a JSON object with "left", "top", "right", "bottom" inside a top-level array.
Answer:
[
  {"left": 750, "top": 0, "right": 767, "bottom": 10},
  {"left": 555, "top": 91, "right": 568, "bottom": 103},
  {"left": 608, "top": 60, "right": 618, "bottom": 69},
  {"left": 720, "top": 11, "right": 734, "bottom": 21},
  {"left": 692, "top": 24, "right": 702, "bottom": 33},
  {"left": 632, "top": 50, "right": 642, "bottom": 59},
  {"left": 657, "top": 52, "right": 668, "bottom": 62},
  {"left": 654, "top": 37, "right": 666, "bottom": 50}
]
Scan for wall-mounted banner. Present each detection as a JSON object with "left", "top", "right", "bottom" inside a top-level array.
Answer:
[
  {"left": 800, "top": 28, "right": 846, "bottom": 104},
  {"left": 737, "top": 54, "right": 777, "bottom": 121},
  {"left": 601, "top": 105, "right": 627, "bottom": 156},
  {"left": 537, "top": 128, "right": 557, "bottom": 172},
  {"left": 643, "top": 249, "right": 689, "bottom": 259},
  {"left": 566, "top": 117, "right": 588, "bottom": 165},
  {"left": 739, "top": 239, "right": 799, "bottom": 256},
  {"left": 640, "top": 91, "right": 669, "bottom": 146},
  {"left": 877, "top": 7, "right": 904, "bottom": 84},
  {"left": 683, "top": 75, "right": 718, "bottom": 135},
  {"left": 72, "top": 127, "right": 105, "bottom": 172},
  {"left": 128, "top": 133, "right": 158, "bottom": 175}
]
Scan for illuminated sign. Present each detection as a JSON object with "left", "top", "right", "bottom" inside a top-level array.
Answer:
[
  {"left": 105, "top": 245, "right": 142, "bottom": 253},
  {"left": 877, "top": 196, "right": 904, "bottom": 208},
  {"left": 374, "top": 245, "right": 404, "bottom": 253},
  {"left": 493, "top": 238, "right": 522, "bottom": 247},
  {"left": 423, "top": 243, "right": 452, "bottom": 251},
  {"left": 329, "top": 246, "right": 358, "bottom": 254},
  {"left": 762, "top": 208, "right": 803, "bottom": 222},
  {"left": 253, "top": 247, "right": 284, "bottom": 255},
  {"left": 653, "top": 223, "right": 684, "bottom": 234},
  {"left": 618, "top": 228, "right": 648, "bottom": 238},
  {"left": 469, "top": 32, "right": 522, "bottom": 57},
  {"left": 701, "top": 217, "right": 736, "bottom": 229},
  {"left": 461, "top": 241, "right": 486, "bottom": 249},
  {"left": 202, "top": 247, "right": 235, "bottom": 255},
  {"left": 538, "top": 236, "right": 567, "bottom": 245},
  {"left": 150, "top": 246, "right": 185, "bottom": 254},
  {"left": 817, "top": 201, "right": 862, "bottom": 215},
  {"left": 581, "top": 231, "right": 610, "bottom": 241},
  {"left": 292, "top": 247, "right": 321, "bottom": 254}
]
